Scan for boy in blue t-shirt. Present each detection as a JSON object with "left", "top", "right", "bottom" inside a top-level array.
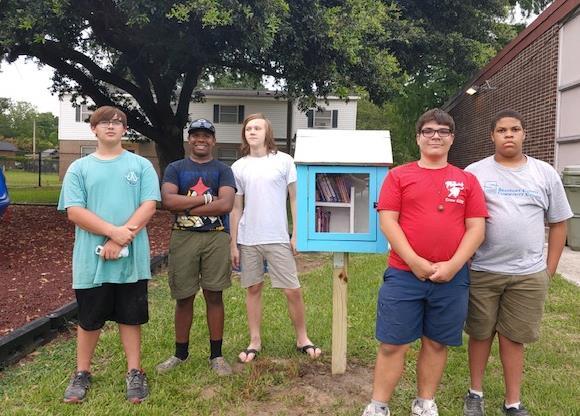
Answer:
[{"left": 58, "top": 106, "right": 160, "bottom": 404}]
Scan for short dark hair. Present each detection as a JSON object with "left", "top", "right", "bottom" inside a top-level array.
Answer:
[
  {"left": 490, "top": 110, "right": 526, "bottom": 132},
  {"left": 89, "top": 106, "right": 127, "bottom": 128},
  {"left": 415, "top": 108, "right": 455, "bottom": 134}
]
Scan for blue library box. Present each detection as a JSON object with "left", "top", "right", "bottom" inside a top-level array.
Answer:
[{"left": 294, "top": 129, "right": 393, "bottom": 253}]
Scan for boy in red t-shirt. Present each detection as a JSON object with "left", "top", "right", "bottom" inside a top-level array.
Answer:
[{"left": 362, "top": 109, "right": 488, "bottom": 416}]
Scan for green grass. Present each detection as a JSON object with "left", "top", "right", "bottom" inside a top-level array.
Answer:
[
  {"left": 0, "top": 255, "right": 578, "bottom": 415},
  {"left": 4, "top": 170, "right": 60, "bottom": 187},
  {"left": 7, "top": 186, "right": 61, "bottom": 204}
]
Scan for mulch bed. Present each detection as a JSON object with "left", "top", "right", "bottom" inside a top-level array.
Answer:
[{"left": 0, "top": 205, "right": 173, "bottom": 337}]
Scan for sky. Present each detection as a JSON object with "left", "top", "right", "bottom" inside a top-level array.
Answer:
[
  {"left": 0, "top": 58, "right": 59, "bottom": 115},
  {"left": 0, "top": 9, "right": 539, "bottom": 118}
]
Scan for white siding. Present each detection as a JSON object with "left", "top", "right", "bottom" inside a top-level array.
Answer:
[
  {"left": 58, "top": 100, "right": 95, "bottom": 141},
  {"left": 291, "top": 98, "right": 358, "bottom": 135},
  {"left": 188, "top": 97, "right": 288, "bottom": 143},
  {"left": 555, "top": 12, "right": 580, "bottom": 172}
]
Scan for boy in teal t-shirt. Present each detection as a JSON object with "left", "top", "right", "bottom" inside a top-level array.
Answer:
[{"left": 58, "top": 106, "right": 160, "bottom": 404}]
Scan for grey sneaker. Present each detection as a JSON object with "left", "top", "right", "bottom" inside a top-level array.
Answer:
[
  {"left": 362, "top": 403, "right": 390, "bottom": 416},
  {"left": 411, "top": 399, "right": 439, "bottom": 416},
  {"left": 502, "top": 404, "right": 530, "bottom": 415},
  {"left": 63, "top": 370, "right": 91, "bottom": 403},
  {"left": 126, "top": 368, "right": 149, "bottom": 403},
  {"left": 209, "top": 356, "right": 232, "bottom": 376},
  {"left": 156, "top": 355, "right": 185, "bottom": 373},
  {"left": 464, "top": 392, "right": 485, "bottom": 416}
]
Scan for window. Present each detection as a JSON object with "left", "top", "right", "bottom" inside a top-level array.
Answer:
[
  {"left": 80, "top": 146, "right": 96, "bottom": 157},
  {"left": 314, "top": 110, "right": 332, "bottom": 128},
  {"left": 217, "top": 147, "right": 239, "bottom": 165},
  {"left": 75, "top": 104, "right": 93, "bottom": 123},
  {"left": 306, "top": 109, "right": 338, "bottom": 128},
  {"left": 213, "top": 104, "right": 245, "bottom": 124}
]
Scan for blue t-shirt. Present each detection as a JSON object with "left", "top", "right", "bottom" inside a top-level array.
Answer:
[
  {"left": 58, "top": 151, "right": 161, "bottom": 289},
  {"left": 163, "top": 158, "right": 235, "bottom": 232}
]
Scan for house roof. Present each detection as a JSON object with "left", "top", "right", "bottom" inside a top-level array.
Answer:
[
  {"left": 0, "top": 141, "right": 18, "bottom": 152},
  {"left": 199, "top": 89, "right": 359, "bottom": 101},
  {"left": 443, "top": 0, "right": 580, "bottom": 111}
]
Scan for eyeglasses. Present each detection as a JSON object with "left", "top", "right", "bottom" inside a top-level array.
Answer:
[
  {"left": 97, "top": 120, "right": 124, "bottom": 127},
  {"left": 421, "top": 128, "right": 452, "bottom": 138}
]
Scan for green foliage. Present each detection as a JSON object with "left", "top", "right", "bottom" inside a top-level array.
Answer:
[
  {"left": 0, "top": 0, "right": 403, "bottom": 170},
  {"left": 0, "top": 98, "right": 58, "bottom": 152}
]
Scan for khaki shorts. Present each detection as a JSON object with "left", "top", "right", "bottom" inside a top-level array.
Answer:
[
  {"left": 465, "top": 269, "right": 550, "bottom": 344},
  {"left": 168, "top": 230, "right": 232, "bottom": 299},
  {"left": 239, "top": 243, "right": 300, "bottom": 289}
]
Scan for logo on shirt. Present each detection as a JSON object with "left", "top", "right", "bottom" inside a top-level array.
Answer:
[
  {"left": 125, "top": 171, "right": 139, "bottom": 186},
  {"left": 445, "top": 180, "right": 465, "bottom": 204},
  {"left": 483, "top": 181, "right": 540, "bottom": 198}
]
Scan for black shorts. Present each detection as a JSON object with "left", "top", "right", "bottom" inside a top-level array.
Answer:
[{"left": 74, "top": 280, "right": 149, "bottom": 331}]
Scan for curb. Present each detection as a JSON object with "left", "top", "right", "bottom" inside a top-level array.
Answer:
[{"left": 0, "top": 253, "right": 168, "bottom": 370}]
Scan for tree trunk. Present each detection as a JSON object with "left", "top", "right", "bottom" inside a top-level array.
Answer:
[{"left": 154, "top": 128, "right": 185, "bottom": 178}]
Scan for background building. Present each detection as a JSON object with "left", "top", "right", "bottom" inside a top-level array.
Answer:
[
  {"left": 444, "top": 0, "right": 580, "bottom": 172},
  {"left": 58, "top": 89, "right": 358, "bottom": 178}
]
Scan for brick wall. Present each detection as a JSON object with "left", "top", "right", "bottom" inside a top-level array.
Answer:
[{"left": 448, "top": 25, "right": 560, "bottom": 168}]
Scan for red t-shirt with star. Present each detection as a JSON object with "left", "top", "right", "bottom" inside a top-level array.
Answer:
[{"left": 377, "top": 162, "right": 488, "bottom": 271}]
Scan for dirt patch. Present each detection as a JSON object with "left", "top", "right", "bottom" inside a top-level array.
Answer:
[
  {"left": 0, "top": 205, "right": 173, "bottom": 336},
  {"left": 236, "top": 358, "right": 373, "bottom": 415}
]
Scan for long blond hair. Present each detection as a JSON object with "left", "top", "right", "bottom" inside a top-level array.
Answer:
[{"left": 240, "top": 113, "right": 277, "bottom": 156}]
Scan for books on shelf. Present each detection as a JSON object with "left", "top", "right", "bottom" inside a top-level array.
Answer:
[
  {"left": 315, "top": 206, "right": 332, "bottom": 232},
  {"left": 315, "top": 174, "right": 352, "bottom": 203}
]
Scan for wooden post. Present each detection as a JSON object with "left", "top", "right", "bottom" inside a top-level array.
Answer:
[{"left": 332, "top": 252, "right": 348, "bottom": 374}]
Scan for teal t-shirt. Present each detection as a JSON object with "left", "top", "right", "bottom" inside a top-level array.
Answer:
[{"left": 58, "top": 151, "right": 161, "bottom": 289}]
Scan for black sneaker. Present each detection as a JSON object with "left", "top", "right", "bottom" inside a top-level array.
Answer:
[
  {"left": 463, "top": 392, "right": 485, "bottom": 416},
  {"left": 126, "top": 368, "right": 149, "bottom": 403},
  {"left": 502, "top": 404, "right": 530, "bottom": 415},
  {"left": 63, "top": 370, "right": 91, "bottom": 403}
]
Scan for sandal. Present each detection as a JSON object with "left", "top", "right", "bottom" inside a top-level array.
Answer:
[{"left": 296, "top": 344, "right": 322, "bottom": 358}]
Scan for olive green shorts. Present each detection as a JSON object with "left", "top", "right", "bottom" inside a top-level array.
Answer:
[
  {"left": 168, "top": 230, "right": 232, "bottom": 300},
  {"left": 465, "top": 269, "right": 550, "bottom": 344}
]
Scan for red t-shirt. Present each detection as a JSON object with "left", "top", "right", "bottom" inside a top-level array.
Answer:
[{"left": 377, "top": 162, "right": 488, "bottom": 271}]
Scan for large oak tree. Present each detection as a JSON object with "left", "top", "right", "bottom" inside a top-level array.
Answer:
[{"left": 0, "top": 0, "right": 404, "bottom": 172}]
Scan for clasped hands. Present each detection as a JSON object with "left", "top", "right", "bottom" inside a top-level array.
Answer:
[
  {"left": 409, "top": 257, "right": 458, "bottom": 283},
  {"left": 99, "top": 224, "right": 138, "bottom": 260}
]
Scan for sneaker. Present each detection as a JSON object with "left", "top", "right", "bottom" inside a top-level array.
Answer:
[
  {"left": 156, "top": 355, "right": 185, "bottom": 373},
  {"left": 209, "top": 356, "right": 233, "bottom": 376},
  {"left": 411, "top": 398, "right": 439, "bottom": 416},
  {"left": 502, "top": 404, "right": 530, "bottom": 415},
  {"left": 125, "top": 368, "right": 149, "bottom": 403},
  {"left": 63, "top": 370, "right": 91, "bottom": 403},
  {"left": 362, "top": 403, "right": 390, "bottom": 416},
  {"left": 464, "top": 392, "right": 485, "bottom": 416}
]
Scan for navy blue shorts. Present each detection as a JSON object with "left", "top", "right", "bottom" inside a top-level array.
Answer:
[{"left": 375, "top": 265, "right": 469, "bottom": 346}]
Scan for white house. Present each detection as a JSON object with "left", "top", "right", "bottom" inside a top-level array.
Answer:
[{"left": 58, "top": 89, "right": 359, "bottom": 177}]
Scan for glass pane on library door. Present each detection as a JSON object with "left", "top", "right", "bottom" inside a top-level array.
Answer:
[{"left": 314, "top": 173, "right": 369, "bottom": 233}]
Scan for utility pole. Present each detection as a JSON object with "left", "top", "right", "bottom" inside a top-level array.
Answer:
[{"left": 32, "top": 117, "right": 36, "bottom": 156}]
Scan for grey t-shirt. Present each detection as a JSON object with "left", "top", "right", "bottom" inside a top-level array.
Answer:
[{"left": 465, "top": 155, "right": 573, "bottom": 275}]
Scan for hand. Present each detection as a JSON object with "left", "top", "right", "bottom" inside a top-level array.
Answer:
[
  {"left": 231, "top": 244, "right": 240, "bottom": 270},
  {"left": 290, "top": 234, "right": 297, "bottom": 256},
  {"left": 108, "top": 225, "right": 137, "bottom": 246},
  {"left": 547, "top": 266, "right": 556, "bottom": 278},
  {"left": 100, "top": 240, "right": 123, "bottom": 261},
  {"left": 408, "top": 256, "right": 436, "bottom": 281},
  {"left": 429, "top": 261, "right": 459, "bottom": 283}
]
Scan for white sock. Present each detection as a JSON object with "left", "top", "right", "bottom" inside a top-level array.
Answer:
[
  {"left": 469, "top": 388, "right": 484, "bottom": 397},
  {"left": 416, "top": 397, "right": 436, "bottom": 407},
  {"left": 505, "top": 401, "right": 521, "bottom": 409},
  {"left": 371, "top": 399, "right": 389, "bottom": 414}
]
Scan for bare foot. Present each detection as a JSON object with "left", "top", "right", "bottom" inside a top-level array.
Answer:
[{"left": 238, "top": 346, "right": 261, "bottom": 363}]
